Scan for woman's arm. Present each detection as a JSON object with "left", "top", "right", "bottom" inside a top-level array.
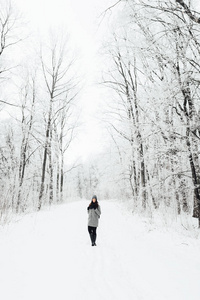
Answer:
[{"left": 95, "top": 205, "right": 101, "bottom": 217}]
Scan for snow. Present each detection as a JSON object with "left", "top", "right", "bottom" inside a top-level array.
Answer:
[{"left": 0, "top": 200, "right": 199, "bottom": 300}]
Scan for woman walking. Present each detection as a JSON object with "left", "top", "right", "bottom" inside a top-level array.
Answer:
[{"left": 87, "top": 195, "right": 101, "bottom": 246}]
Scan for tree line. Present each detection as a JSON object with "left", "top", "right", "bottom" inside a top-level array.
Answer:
[
  {"left": 102, "top": 0, "right": 200, "bottom": 226},
  {"left": 0, "top": 1, "right": 79, "bottom": 220}
]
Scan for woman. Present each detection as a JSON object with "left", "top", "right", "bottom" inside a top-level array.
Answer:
[{"left": 87, "top": 195, "right": 101, "bottom": 246}]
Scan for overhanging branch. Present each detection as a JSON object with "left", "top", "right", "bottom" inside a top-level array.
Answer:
[
  {"left": 176, "top": 0, "right": 200, "bottom": 24},
  {"left": 0, "top": 100, "right": 19, "bottom": 107}
]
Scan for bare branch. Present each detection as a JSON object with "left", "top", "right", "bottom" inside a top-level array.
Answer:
[
  {"left": 176, "top": 0, "right": 200, "bottom": 24},
  {"left": 0, "top": 99, "right": 19, "bottom": 107}
]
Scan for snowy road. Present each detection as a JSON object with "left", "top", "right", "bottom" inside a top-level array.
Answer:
[{"left": 0, "top": 200, "right": 199, "bottom": 300}]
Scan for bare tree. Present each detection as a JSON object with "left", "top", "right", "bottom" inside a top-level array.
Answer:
[
  {"left": 103, "top": 34, "right": 147, "bottom": 209},
  {"left": 0, "top": 0, "right": 23, "bottom": 106},
  {"left": 53, "top": 90, "right": 79, "bottom": 202},
  {"left": 38, "top": 34, "right": 77, "bottom": 210},
  {"left": 16, "top": 72, "right": 37, "bottom": 212},
  {"left": 102, "top": 0, "right": 200, "bottom": 225}
]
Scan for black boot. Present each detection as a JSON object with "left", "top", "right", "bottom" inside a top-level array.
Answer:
[
  {"left": 89, "top": 233, "right": 94, "bottom": 246},
  {"left": 93, "top": 233, "right": 97, "bottom": 246},
  {"left": 92, "top": 233, "right": 95, "bottom": 246},
  {"left": 91, "top": 233, "right": 97, "bottom": 246}
]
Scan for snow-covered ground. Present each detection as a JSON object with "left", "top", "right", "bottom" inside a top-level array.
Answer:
[{"left": 0, "top": 200, "right": 199, "bottom": 300}]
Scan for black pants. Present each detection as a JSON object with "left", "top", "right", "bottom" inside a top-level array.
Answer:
[{"left": 88, "top": 226, "right": 97, "bottom": 244}]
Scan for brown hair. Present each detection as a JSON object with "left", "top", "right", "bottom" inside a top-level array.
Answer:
[{"left": 89, "top": 195, "right": 99, "bottom": 208}]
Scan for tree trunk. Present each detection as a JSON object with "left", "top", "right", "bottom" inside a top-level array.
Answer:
[
  {"left": 38, "top": 97, "right": 53, "bottom": 210},
  {"left": 60, "top": 153, "right": 64, "bottom": 202},
  {"left": 186, "top": 129, "right": 200, "bottom": 226},
  {"left": 56, "top": 162, "right": 60, "bottom": 202},
  {"left": 48, "top": 134, "right": 53, "bottom": 205}
]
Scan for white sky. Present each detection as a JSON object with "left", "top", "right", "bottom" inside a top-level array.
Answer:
[{"left": 14, "top": 0, "right": 113, "bottom": 163}]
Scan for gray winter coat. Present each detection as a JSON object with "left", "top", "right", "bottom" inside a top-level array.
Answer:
[{"left": 88, "top": 205, "right": 101, "bottom": 227}]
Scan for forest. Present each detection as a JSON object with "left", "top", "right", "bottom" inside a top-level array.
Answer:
[{"left": 0, "top": 0, "right": 200, "bottom": 228}]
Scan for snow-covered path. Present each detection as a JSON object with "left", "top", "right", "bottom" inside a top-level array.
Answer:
[{"left": 0, "top": 200, "right": 199, "bottom": 300}]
